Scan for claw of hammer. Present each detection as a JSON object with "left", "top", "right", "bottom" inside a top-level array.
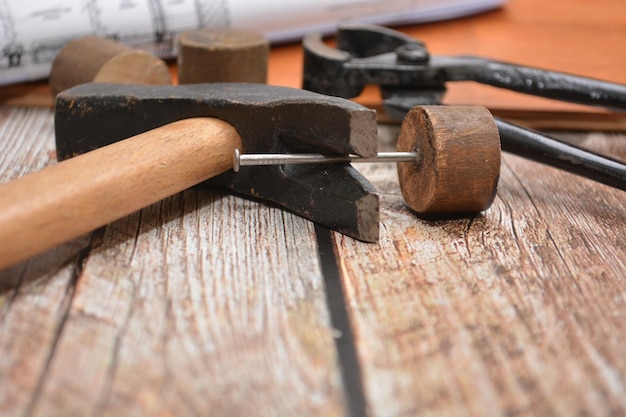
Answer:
[{"left": 54, "top": 82, "right": 380, "bottom": 243}]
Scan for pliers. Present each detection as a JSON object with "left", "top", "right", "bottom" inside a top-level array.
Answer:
[{"left": 303, "top": 23, "right": 626, "bottom": 191}]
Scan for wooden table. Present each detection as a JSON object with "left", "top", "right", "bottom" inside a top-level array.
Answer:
[{"left": 1, "top": 0, "right": 625, "bottom": 416}]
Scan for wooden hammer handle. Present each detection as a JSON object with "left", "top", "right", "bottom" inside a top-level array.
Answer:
[{"left": 0, "top": 117, "right": 242, "bottom": 270}]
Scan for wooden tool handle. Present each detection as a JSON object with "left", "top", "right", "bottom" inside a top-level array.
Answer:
[{"left": 0, "top": 117, "right": 242, "bottom": 270}]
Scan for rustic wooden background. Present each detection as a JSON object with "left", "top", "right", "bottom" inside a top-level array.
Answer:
[
  {"left": 1, "top": 0, "right": 626, "bottom": 416},
  {"left": 1, "top": 109, "right": 625, "bottom": 417}
]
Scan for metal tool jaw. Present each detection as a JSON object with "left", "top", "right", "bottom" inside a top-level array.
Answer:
[
  {"left": 303, "top": 23, "right": 626, "bottom": 118},
  {"left": 55, "top": 83, "right": 381, "bottom": 242}
]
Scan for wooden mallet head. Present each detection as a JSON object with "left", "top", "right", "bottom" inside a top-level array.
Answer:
[
  {"left": 177, "top": 28, "right": 269, "bottom": 84},
  {"left": 397, "top": 105, "right": 501, "bottom": 214}
]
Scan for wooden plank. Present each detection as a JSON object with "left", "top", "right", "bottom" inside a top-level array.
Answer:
[
  {"left": 2, "top": 104, "right": 626, "bottom": 416},
  {"left": 0, "top": 106, "right": 347, "bottom": 417},
  {"left": 0, "top": 106, "right": 93, "bottom": 416},
  {"left": 335, "top": 129, "right": 626, "bottom": 416}
]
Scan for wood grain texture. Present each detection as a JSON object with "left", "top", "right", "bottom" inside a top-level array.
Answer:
[
  {"left": 335, "top": 127, "right": 626, "bottom": 417},
  {"left": 0, "top": 106, "right": 347, "bottom": 417}
]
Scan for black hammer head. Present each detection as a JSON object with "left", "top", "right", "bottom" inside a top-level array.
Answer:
[{"left": 54, "top": 83, "right": 380, "bottom": 242}]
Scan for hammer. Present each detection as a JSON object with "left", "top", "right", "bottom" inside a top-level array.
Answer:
[
  {"left": 0, "top": 84, "right": 501, "bottom": 270},
  {"left": 0, "top": 83, "right": 378, "bottom": 270}
]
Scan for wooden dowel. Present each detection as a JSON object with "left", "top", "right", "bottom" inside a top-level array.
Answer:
[
  {"left": 49, "top": 36, "right": 172, "bottom": 96},
  {"left": 0, "top": 117, "right": 242, "bottom": 270},
  {"left": 177, "top": 28, "right": 269, "bottom": 84}
]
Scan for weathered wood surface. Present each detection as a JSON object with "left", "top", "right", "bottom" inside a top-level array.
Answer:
[
  {"left": 0, "top": 105, "right": 625, "bottom": 417},
  {"left": 339, "top": 129, "right": 626, "bottom": 417}
]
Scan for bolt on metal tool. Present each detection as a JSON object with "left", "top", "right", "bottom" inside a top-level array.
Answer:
[{"left": 302, "top": 23, "right": 626, "bottom": 191}]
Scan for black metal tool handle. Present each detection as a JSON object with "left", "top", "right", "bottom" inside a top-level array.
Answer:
[
  {"left": 496, "top": 119, "right": 626, "bottom": 191},
  {"left": 459, "top": 61, "right": 626, "bottom": 113}
]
